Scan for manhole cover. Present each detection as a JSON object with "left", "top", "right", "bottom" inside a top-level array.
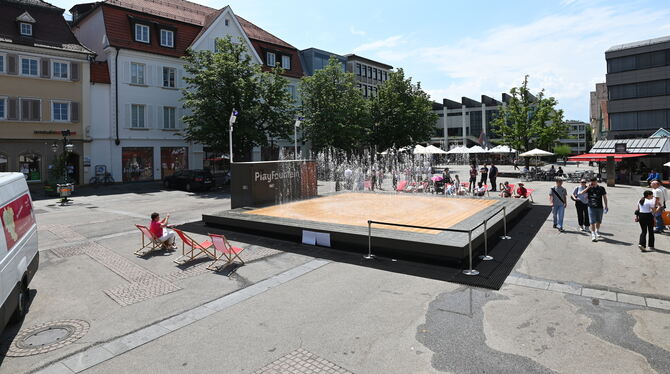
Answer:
[{"left": 5, "top": 320, "right": 89, "bottom": 357}]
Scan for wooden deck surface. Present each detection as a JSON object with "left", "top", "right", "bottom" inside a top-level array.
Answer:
[{"left": 244, "top": 193, "right": 497, "bottom": 234}]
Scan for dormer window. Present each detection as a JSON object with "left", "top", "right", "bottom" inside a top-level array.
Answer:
[
  {"left": 134, "top": 24, "right": 150, "bottom": 43},
  {"left": 20, "top": 22, "right": 32, "bottom": 36},
  {"left": 281, "top": 55, "right": 291, "bottom": 70},
  {"left": 160, "top": 29, "right": 173, "bottom": 48},
  {"left": 266, "top": 52, "right": 276, "bottom": 67}
]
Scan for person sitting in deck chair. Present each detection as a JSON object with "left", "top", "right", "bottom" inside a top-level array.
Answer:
[
  {"left": 475, "top": 182, "right": 487, "bottom": 197},
  {"left": 499, "top": 181, "right": 512, "bottom": 197},
  {"left": 515, "top": 183, "right": 528, "bottom": 198},
  {"left": 150, "top": 212, "right": 176, "bottom": 249}
]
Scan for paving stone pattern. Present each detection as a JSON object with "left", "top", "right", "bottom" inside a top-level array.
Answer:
[
  {"left": 39, "top": 224, "right": 88, "bottom": 242},
  {"left": 254, "top": 348, "right": 353, "bottom": 374},
  {"left": 50, "top": 244, "right": 87, "bottom": 258}
]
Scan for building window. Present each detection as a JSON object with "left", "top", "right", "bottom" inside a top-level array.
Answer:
[
  {"left": 163, "top": 106, "right": 176, "bottom": 129},
  {"left": 0, "top": 55, "right": 4, "bottom": 73},
  {"left": 52, "top": 61, "right": 69, "bottom": 79},
  {"left": 162, "top": 67, "right": 175, "bottom": 88},
  {"left": 131, "top": 62, "right": 145, "bottom": 85},
  {"left": 368, "top": 66, "right": 372, "bottom": 78},
  {"left": 373, "top": 68, "right": 378, "bottom": 80},
  {"left": 131, "top": 104, "right": 145, "bottom": 128},
  {"left": 19, "top": 153, "right": 41, "bottom": 182},
  {"left": 160, "top": 29, "right": 174, "bottom": 47},
  {"left": 362, "top": 65, "right": 367, "bottom": 77},
  {"left": 21, "top": 57, "right": 38, "bottom": 76},
  {"left": 383, "top": 71, "right": 388, "bottom": 81},
  {"left": 266, "top": 52, "right": 276, "bottom": 67},
  {"left": 134, "top": 24, "right": 150, "bottom": 43},
  {"left": 356, "top": 63, "right": 361, "bottom": 76},
  {"left": 20, "top": 98, "right": 40, "bottom": 121},
  {"left": 286, "top": 85, "right": 297, "bottom": 102},
  {"left": 282, "top": 55, "right": 291, "bottom": 70},
  {"left": 52, "top": 101, "right": 69, "bottom": 121},
  {"left": 122, "top": 147, "right": 153, "bottom": 182},
  {"left": 364, "top": 85, "right": 368, "bottom": 97},
  {"left": 20, "top": 23, "right": 32, "bottom": 36},
  {"left": 160, "top": 147, "right": 188, "bottom": 178},
  {"left": 224, "top": 19, "right": 229, "bottom": 26},
  {"left": 0, "top": 98, "right": 5, "bottom": 119},
  {"left": 0, "top": 154, "right": 7, "bottom": 172}
]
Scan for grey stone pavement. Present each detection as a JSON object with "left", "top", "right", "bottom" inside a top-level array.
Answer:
[{"left": 1, "top": 165, "right": 669, "bottom": 374}]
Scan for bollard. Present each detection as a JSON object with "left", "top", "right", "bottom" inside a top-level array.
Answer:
[
  {"left": 363, "top": 220, "right": 375, "bottom": 260},
  {"left": 500, "top": 206, "right": 512, "bottom": 240},
  {"left": 462, "top": 230, "right": 479, "bottom": 276},
  {"left": 479, "top": 220, "right": 493, "bottom": 261}
]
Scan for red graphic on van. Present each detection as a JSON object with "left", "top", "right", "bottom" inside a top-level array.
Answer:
[{"left": 1, "top": 194, "right": 35, "bottom": 251}]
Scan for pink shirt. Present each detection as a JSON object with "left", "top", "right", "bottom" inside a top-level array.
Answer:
[{"left": 150, "top": 220, "right": 163, "bottom": 238}]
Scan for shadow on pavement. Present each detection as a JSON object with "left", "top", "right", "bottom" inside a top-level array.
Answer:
[
  {"left": 0, "top": 289, "right": 37, "bottom": 364},
  {"left": 31, "top": 181, "right": 230, "bottom": 201},
  {"left": 175, "top": 204, "right": 551, "bottom": 290}
]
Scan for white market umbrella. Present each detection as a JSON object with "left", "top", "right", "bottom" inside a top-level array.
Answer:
[
  {"left": 489, "top": 145, "right": 516, "bottom": 154},
  {"left": 468, "top": 145, "right": 489, "bottom": 154},
  {"left": 519, "top": 148, "right": 554, "bottom": 157},
  {"left": 664, "top": 161, "right": 670, "bottom": 167},
  {"left": 413, "top": 145, "right": 430, "bottom": 154},
  {"left": 446, "top": 146, "right": 469, "bottom": 154},
  {"left": 424, "top": 145, "right": 447, "bottom": 154}
]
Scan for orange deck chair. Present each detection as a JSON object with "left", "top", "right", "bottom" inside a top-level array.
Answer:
[
  {"left": 173, "top": 228, "right": 215, "bottom": 265},
  {"left": 135, "top": 224, "right": 168, "bottom": 256},
  {"left": 207, "top": 233, "right": 246, "bottom": 271}
]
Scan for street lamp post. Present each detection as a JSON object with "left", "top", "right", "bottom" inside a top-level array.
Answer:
[
  {"left": 229, "top": 110, "right": 238, "bottom": 164},
  {"left": 294, "top": 117, "right": 303, "bottom": 160}
]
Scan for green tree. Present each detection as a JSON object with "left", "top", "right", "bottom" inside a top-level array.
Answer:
[
  {"left": 181, "top": 36, "right": 295, "bottom": 161},
  {"left": 553, "top": 144, "right": 572, "bottom": 165},
  {"left": 491, "top": 76, "right": 567, "bottom": 162},
  {"left": 369, "top": 69, "right": 437, "bottom": 151},
  {"left": 299, "top": 57, "right": 370, "bottom": 153}
]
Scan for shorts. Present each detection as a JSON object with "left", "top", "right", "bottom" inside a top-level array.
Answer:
[{"left": 588, "top": 207, "right": 604, "bottom": 224}]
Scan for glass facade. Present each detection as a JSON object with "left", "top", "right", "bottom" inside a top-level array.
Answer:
[
  {"left": 609, "top": 79, "right": 670, "bottom": 100},
  {"left": 610, "top": 110, "right": 669, "bottom": 131},
  {"left": 607, "top": 49, "right": 670, "bottom": 73},
  {"left": 161, "top": 147, "right": 188, "bottom": 178},
  {"left": 122, "top": 147, "right": 153, "bottom": 182}
]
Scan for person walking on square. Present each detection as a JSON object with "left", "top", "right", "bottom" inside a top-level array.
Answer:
[
  {"left": 550, "top": 178, "right": 568, "bottom": 231},
  {"left": 579, "top": 177, "right": 608, "bottom": 242},
  {"left": 650, "top": 180, "right": 667, "bottom": 233},
  {"left": 468, "top": 165, "right": 478, "bottom": 193},
  {"left": 489, "top": 163, "right": 498, "bottom": 191},
  {"left": 637, "top": 190, "right": 660, "bottom": 252},
  {"left": 480, "top": 164, "right": 488, "bottom": 185},
  {"left": 513, "top": 158, "right": 520, "bottom": 171},
  {"left": 571, "top": 179, "right": 590, "bottom": 232}
]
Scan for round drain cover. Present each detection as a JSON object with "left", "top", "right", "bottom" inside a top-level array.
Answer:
[{"left": 6, "top": 320, "right": 89, "bottom": 357}]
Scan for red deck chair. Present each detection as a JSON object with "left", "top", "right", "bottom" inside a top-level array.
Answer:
[
  {"left": 172, "top": 228, "right": 215, "bottom": 265},
  {"left": 500, "top": 184, "right": 514, "bottom": 197},
  {"left": 364, "top": 180, "right": 372, "bottom": 190},
  {"left": 395, "top": 180, "right": 408, "bottom": 192},
  {"left": 135, "top": 224, "right": 169, "bottom": 256},
  {"left": 207, "top": 233, "right": 246, "bottom": 271}
]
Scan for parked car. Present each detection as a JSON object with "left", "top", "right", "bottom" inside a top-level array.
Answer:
[
  {"left": 1, "top": 173, "right": 39, "bottom": 332},
  {"left": 163, "top": 170, "right": 214, "bottom": 191}
]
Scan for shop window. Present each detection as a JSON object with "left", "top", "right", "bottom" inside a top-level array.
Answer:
[
  {"left": 161, "top": 147, "right": 188, "bottom": 178},
  {"left": 0, "top": 153, "right": 7, "bottom": 172},
  {"left": 19, "top": 153, "right": 41, "bottom": 181},
  {"left": 122, "top": 147, "right": 153, "bottom": 182}
]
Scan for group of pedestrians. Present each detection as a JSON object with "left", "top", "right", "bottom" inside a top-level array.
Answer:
[
  {"left": 468, "top": 163, "right": 499, "bottom": 193},
  {"left": 549, "top": 177, "right": 607, "bottom": 242},
  {"left": 549, "top": 175, "right": 668, "bottom": 251}
]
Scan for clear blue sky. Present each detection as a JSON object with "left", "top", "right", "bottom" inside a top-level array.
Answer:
[{"left": 52, "top": 0, "right": 670, "bottom": 121}]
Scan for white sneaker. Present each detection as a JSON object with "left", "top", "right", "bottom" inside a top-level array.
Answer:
[
  {"left": 596, "top": 231, "right": 602, "bottom": 239},
  {"left": 591, "top": 233, "right": 597, "bottom": 242}
]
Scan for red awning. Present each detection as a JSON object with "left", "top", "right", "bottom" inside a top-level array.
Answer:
[{"left": 567, "top": 153, "right": 649, "bottom": 162}]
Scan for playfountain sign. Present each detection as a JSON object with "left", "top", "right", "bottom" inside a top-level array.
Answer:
[{"left": 231, "top": 160, "right": 317, "bottom": 209}]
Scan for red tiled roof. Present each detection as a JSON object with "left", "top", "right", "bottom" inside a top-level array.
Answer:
[
  {"left": 250, "top": 39, "right": 304, "bottom": 79},
  {"left": 236, "top": 15, "right": 294, "bottom": 49},
  {"left": 101, "top": 3, "right": 202, "bottom": 58},
  {"left": 90, "top": 61, "right": 110, "bottom": 83},
  {"left": 104, "top": 0, "right": 211, "bottom": 25}
]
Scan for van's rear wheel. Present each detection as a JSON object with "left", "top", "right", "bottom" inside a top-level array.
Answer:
[{"left": 10, "top": 282, "right": 29, "bottom": 323}]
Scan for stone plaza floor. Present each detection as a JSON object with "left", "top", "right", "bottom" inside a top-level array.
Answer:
[{"left": 1, "top": 166, "right": 669, "bottom": 374}]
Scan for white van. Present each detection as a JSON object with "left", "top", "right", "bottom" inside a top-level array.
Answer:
[{"left": 0, "top": 173, "right": 39, "bottom": 331}]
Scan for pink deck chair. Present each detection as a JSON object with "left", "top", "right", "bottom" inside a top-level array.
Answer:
[
  {"left": 207, "top": 233, "right": 246, "bottom": 271},
  {"left": 135, "top": 224, "right": 169, "bottom": 256},
  {"left": 395, "top": 180, "right": 408, "bottom": 192},
  {"left": 173, "top": 228, "right": 215, "bottom": 265}
]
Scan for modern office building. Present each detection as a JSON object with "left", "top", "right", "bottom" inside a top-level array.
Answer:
[
  {"left": 432, "top": 94, "right": 511, "bottom": 148},
  {"left": 590, "top": 82, "right": 608, "bottom": 141},
  {"left": 0, "top": 0, "right": 93, "bottom": 185},
  {"left": 559, "top": 120, "right": 589, "bottom": 154},
  {"left": 299, "top": 48, "right": 346, "bottom": 76},
  {"left": 344, "top": 54, "right": 392, "bottom": 99},
  {"left": 606, "top": 35, "right": 670, "bottom": 139}
]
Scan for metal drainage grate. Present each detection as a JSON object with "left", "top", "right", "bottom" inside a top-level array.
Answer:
[{"left": 6, "top": 320, "right": 89, "bottom": 357}]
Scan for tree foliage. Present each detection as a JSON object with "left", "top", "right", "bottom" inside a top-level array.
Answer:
[
  {"left": 491, "top": 76, "right": 567, "bottom": 156},
  {"left": 369, "top": 69, "right": 437, "bottom": 151},
  {"left": 299, "top": 57, "right": 370, "bottom": 153},
  {"left": 181, "top": 36, "right": 295, "bottom": 160},
  {"left": 553, "top": 144, "right": 572, "bottom": 157}
]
